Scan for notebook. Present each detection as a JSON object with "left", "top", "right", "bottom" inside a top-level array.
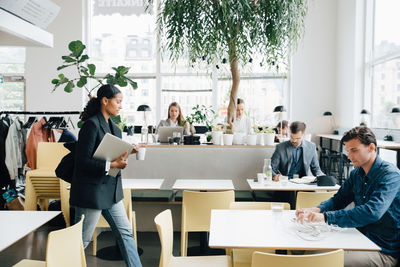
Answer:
[
  {"left": 290, "top": 176, "right": 316, "bottom": 184},
  {"left": 93, "top": 133, "right": 134, "bottom": 177}
]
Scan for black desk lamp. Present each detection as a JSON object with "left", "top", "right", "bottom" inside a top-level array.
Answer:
[
  {"left": 273, "top": 106, "right": 286, "bottom": 136},
  {"left": 384, "top": 107, "right": 400, "bottom": 141},
  {"left": 323, "top": 111, "right": 338, "bottom": 134}
]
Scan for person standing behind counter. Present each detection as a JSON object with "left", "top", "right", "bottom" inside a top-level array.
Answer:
[
  {"left": 156, "top": 102, "right": 193, "bottom": 135},
  {"left": 233, "top": 98, "right": 252, "bottom": 134},
  {"left": 70, "top": 84, "right": 142, "bottom": 267}
]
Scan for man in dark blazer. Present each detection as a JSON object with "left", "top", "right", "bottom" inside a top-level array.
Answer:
[{"left": 271, "top": 121, "right": 323, "bottom": 181}]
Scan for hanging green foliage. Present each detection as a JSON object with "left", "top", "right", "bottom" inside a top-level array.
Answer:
[{"left": 146, "top": 0, "right": 308, "bottom": 128}]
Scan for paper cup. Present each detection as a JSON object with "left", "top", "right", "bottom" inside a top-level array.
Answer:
[{"left": 136, "top": 147, "right": 146, "bottom": 160}]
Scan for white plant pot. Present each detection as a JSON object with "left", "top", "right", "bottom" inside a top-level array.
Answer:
[
  {"left": 264, "top": 133, "right": 275, "bottom": 146},
  {"left": 246, "top": 134, "right": 257, "bottom": 145},
  {"left": 233, "top": 133, "right": 245, "bottom": 145},
  {"left": 223, "top": 134, "right": 233, "bottom": 146},
  {"left": 256, "top": 133, "right": 264, "bottom": 145},
  {"left": 212, "top": 131, "right": 223, "bottom": 145}
]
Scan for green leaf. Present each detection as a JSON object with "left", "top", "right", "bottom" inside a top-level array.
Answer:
[
  {"left": 77, "top": 76, "right": 87, "bottom": 88},
  {"left": 117, "top": 79, "right": 128, "bottom": 87},
  {"left": 61, "top": 56, "right": 75, "bottom": 63},
  {"left": 64, "top": 81, "right": 75, "bottom": 93},
  {"left": 68, "top": 40, "right": 86, "bottom": 58},
  {"left": 57, "top": 65, "right": 70, "bottom": 71},
  {"left": 88, "top": 64, "right": 96, "bottom": 76},
  {"left": 130, "top": 81, "right": 138, "bottom": 89},
  {"left": 78, "top": 54, "right": 89, "bottom": 63},
  {"left": 58, "top": 74, "right": 64, "bottom": 79},
  {"left": 77, "top": 120, "right": 84, "bottom": 128},
  {"left": 51, "top": 79, "right": 59, "bottom": 84}
]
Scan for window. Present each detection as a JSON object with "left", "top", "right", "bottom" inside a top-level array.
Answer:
[
  {"left": 366, "top": 0, "right": 400, "bottom": 128},
  {"left": 88, "top": 0, "right": 289, "bottom": 127},
  {"left": 0, "top": 47, "right": 25, "bottom": 111}
]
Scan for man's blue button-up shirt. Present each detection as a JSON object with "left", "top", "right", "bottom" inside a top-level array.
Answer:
[{"left": 318, "top": 156, "right": 400, "bottom": 257}]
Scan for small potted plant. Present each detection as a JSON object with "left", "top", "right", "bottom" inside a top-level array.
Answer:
[
  {"left": 253, "top": 125, "right": 264, "bottom": 145},
  {"left": 263, "top": 127, "right": 276, "bottom": 146},
  {"left": 211, "top": 123, "right": 224, "bottom": 145},
  {"left": 223, "top": 124, "right": 234, "bottom": 146}
]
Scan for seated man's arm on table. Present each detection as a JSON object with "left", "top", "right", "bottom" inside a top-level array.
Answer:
[
  {"left": 296, "top": 174, "right": 355, "bottom": 223},
  {"left": 271, "top": 146, "right": 282, "bottom": 181},
  {"left": 309, "top": 144, "right": 324, "bottom": 176},
  {"left": 321, "top": 172, "right": 400, "bottom": 228}
]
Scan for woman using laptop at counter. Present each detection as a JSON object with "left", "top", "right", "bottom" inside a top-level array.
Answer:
[
  {"left": 70, "top": 84, "right": 142, "bottom": 267},
  {"left": 156, "top": 102, "right": 194, "bottom": 135}
]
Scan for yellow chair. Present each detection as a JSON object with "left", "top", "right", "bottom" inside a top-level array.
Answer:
[
  {"left": 181, "top": 190, "right": 235, "bottom": 256},
  {"left": 92, "top": 189, "right": 137, "bottom": 256},
  {"left": 251, "top": 250, "right": 344, "bottom": 267},
  {"left": 59, "top": 183, "right": 137, "bottom": 255},
  {"left": 228, "top": 201, "right": 291, "bottom": 267},
  {"left": 155, "top": 209, "right": 232, "bottom": 267},
  {"left": 59, "top": 179, "right": 71, "bottom": 227},
  {"left": 14, "top": 215, "right": 86, "bottom": 267},
  {"left": 295, "top": 191, "right": 336, "bottom": 210},
  {"left": 25, "top": 142, "right": 69, "bottom": 211}
]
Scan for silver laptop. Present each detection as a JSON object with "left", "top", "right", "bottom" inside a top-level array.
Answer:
[{"left": 158, "top": 126, "right": 184, "bottom": 143}]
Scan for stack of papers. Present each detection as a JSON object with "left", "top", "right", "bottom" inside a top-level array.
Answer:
[{"left": 290, "top": 176, "right": 316, "bottom": 184}]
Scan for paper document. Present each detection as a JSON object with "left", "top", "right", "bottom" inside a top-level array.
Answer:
[
  {"left": 93, "top": 133, "right": 134, "bottom": 177},
  {"left": 290, "top": 176, "right": 316, "bottom": 184}
]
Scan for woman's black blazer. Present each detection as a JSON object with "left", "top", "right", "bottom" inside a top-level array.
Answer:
[{"left": 70, "top": 112, "right": 124, "bottom": 210}]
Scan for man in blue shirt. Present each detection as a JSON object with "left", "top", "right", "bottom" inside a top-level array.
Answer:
[{"left": 296, "top": 127, "right": 400, "bottom": 267}]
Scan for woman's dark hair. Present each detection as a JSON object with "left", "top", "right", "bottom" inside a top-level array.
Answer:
[
  {"left": 237, "top": 98, "right": 245, "bottom": 105},
  {"left": 341, "top": 126, "right": 377, "bottom": 150},
  {"left": 80, "top": 84, "right": 121, "bottom": 121},
  {"left": 289, "top": 121, "right": 306, "bottom": 134},
  {"left": 276, "top": 120, "right": 288, "bottom": 129},
  {"left": 167, "top": 102, "right": 185, "bottom": 125}
]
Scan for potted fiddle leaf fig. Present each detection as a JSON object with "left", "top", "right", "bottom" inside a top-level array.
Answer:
[
  {"left": 52, "top": 40, "right": 137, "bottom": 97},
  {"left": 52, "top": 40, "right": 138, "bottom": 128}
]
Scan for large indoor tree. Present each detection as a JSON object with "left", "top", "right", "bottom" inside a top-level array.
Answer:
[{"left": 147, "top": 0, "right": 308, "bottom": 130}]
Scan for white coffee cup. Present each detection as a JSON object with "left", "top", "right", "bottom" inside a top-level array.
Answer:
[
  {"left": 257, "top": 173, "right": 265, "bottom": 184},
  {"left": 136, "top": 147, "right": 146, "bottom": 160},
  {"left": 280, "top": 175, "right": 288, "bottom": 186}
]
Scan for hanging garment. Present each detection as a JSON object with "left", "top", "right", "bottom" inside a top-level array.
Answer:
[
  {"left": 5, "top": 118, "right": 27, "bottom": 180},
  {"left": 0, "top": 117, "right": 12, "bottom": 188},
  {"left": 25, "top": 118, "right": 56, "bottom": 169}
]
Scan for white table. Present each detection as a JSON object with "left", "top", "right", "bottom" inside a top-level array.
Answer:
[
  {"left": 247, "top": 179, "right": 340, "bottom": 191},
  {"left": 122, "top": 178, "right": 164, "bottom": 190},
  {"left": 172, "top": 179, "right": 235, "bottom": 191},
  {"left": 209, "top": 210, "right": 381, "bottom": 251},
  {"left": 0, "top": 211, "right": 61, "bottom": 251}
]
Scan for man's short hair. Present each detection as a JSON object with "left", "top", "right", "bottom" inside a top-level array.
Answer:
[
  {"left": 341, "top": 126, "right": 377, "bottom": 149},
  {"left": 290, "top": 121, "right": 306, "bottom": 134},
  {"left": 237, "top": 98, "right": 244, "bottom": 105}
]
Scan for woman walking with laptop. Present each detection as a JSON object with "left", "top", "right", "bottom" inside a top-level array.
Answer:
[{"left": 70, "top": 84, "right": 142, "bottom": 267}]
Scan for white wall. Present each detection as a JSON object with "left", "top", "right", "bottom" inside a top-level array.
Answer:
[
  {"left": 336, "top": 0, "right": 365, "bottom": 129},
  {"left": 290, "top": 0, "right": 338, "bottom": 135},
  {"left": 25, "top": 0, "right": 84, "bottom": 125}
]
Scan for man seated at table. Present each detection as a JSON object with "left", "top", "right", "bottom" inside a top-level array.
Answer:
[
  {"left": 271, "top": 121, "right": 323, "bottom": 181},
  {"left": 296, "top": 126, "right": 400, "bottom": 267}
]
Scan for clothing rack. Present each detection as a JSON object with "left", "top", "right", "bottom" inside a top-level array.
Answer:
[{"left": 0, "top": 111, "right": 81, "bottom": 115}]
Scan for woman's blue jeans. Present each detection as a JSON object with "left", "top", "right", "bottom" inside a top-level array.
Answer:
[{"left": 74, "top": 201, "right": 142, "bottom": 267}]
